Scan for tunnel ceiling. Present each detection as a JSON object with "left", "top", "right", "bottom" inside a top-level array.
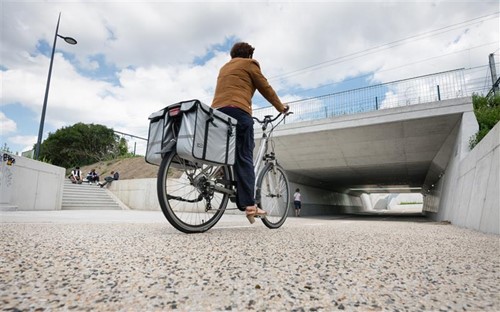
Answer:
[{"left": 258, "top": 99, "right": 469, "bottom": 193}]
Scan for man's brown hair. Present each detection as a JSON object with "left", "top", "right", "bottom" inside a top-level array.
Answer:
[{"left": 230, "top": 42, "right": 255, "bottom": 59}]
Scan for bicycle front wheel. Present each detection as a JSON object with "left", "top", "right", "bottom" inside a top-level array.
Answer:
[
  {"left": 157, "top": 151, "right": 231, "bottom": 233},
  {"left": 256, "top": 163, "right": 290, "bottom": 229}
]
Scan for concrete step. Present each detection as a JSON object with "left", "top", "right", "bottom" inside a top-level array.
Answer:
[
  {"left": 62, "top": 179, "right": 123, "bottom": 210},
  {"left": 62, "top": 198, "right": 119, "bottom": 205},
  {"left": 62, "top": 202, "right": 121, "bottom": 210},
  {"left": 63, "top": 193, "right": 113, "bottom": 199}
]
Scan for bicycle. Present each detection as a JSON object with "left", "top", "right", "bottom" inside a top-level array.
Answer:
[{"left": 156, "top": 104, "right": 292, "bottom": 233}]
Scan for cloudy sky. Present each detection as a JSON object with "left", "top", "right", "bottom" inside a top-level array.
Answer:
[{"left": 1, "top": 0, "right": 499, "bottom": 156}]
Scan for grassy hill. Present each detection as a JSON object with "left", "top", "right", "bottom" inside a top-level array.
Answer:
[{"left": 78, "top": 156, "right": 159, "bottom": 180}]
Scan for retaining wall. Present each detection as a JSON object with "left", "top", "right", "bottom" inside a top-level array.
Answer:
[
  {"left": 109, "top": 178, "right": 364, "bottom": 216},
  {"left": 424, "top": 122, "right": 499, "bottom": 234},
  {"left": 108, "top": 178, "right": 159, "bottom": 211},
  {"left": 0, "top": 153, "right": 65, "bottom": 211}
]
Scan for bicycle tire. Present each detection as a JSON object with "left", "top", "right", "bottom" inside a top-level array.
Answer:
[
  {"left": 256, "top": 163, "right": 290, "bottom": 229},
  {"left": 157, "top": 151, "right": 230, "bottom": 233}
]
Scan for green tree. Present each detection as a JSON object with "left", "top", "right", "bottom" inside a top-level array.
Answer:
[
  {"left": 118, "top": 137, "right": 129, "bottom": 156},
  {"left": 38, "top": 123, "right": 123, "bottom": 168},
  {"left": 469, "top": 93, "right": 500, "bottom": 149}
]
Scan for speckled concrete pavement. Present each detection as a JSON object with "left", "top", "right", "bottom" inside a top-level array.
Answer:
[{"left": 1, "top": 211, "right": 499, "bottom": 311}]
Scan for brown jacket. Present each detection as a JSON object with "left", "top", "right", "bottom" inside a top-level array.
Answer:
[{"left": 211, "top": 58, "right": 286, "bottom": 115}]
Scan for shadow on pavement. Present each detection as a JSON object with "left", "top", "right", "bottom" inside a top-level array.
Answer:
[{"left": 299, "top": 211, "right": 432, "bottom": 223}]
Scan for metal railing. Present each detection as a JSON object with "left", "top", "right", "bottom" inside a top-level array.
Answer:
[
  {"left": 254, "top": 66, "right": 496, "bottom": 123},
  {"left": 128, "top": 65, "right": 497, "bottom": 155}
]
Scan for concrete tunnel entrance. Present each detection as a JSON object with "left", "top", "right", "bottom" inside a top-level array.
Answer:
[{"left": 253, "top": 98, "right": 478, "bottom": 217}]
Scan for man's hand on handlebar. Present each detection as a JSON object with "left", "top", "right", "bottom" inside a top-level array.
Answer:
[{"left": 283, "top": 105, "right": 293, "bottom": 116}]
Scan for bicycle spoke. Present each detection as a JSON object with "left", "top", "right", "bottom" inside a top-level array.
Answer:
[
  {"left": 157, "top": 152, "right": 230, "bottom": 233},
  {"left": 257, "top": 164, "right": 290, "bottom": 229}
]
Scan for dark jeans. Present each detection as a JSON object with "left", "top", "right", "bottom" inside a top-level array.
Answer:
[
  {"left": 99, "top": 176, "right": 115, "bottom": 187},
  {"left": 218, "top": 107, "right": 255, "bottom": 210},
  {"left": 87, "top": 176, "right": 99, "bottom": 183}
]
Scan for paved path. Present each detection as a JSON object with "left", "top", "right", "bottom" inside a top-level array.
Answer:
[{"left": 1, "top": 211, "right": 499, "bottom": 311}]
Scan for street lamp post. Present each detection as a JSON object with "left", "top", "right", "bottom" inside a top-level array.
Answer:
[{"left": 34, "top": 12, "right": 77, "bottom": 160}]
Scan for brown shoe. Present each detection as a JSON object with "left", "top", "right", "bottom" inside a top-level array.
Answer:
[{"left": 245, "top": 205, "right": 267, "bottom": 224}]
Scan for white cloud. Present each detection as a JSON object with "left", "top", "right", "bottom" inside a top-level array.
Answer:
[
  {"left": 1, "top": 1, "right": 498, "bottom": 155},
  {"left": 8, "top": 135, "right": 37, "bottom": 153},
  {"left": 0, "top": 112, "right": 17, "bottom": 137}
]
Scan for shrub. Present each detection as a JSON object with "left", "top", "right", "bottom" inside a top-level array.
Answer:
[{"left": 469, "top": 93, "right": 500, "bottom": 149}]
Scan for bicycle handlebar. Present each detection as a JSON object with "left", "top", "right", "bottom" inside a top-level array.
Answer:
[{"left": 252, "top": 111, "right": 293, "bottom": 124}]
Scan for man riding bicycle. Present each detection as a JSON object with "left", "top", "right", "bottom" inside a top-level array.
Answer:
[{"left": 211, "top": 42, "right": 289, "bottom": 224}]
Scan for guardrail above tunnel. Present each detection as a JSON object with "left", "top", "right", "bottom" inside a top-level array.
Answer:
[{"left": 254, "top": 66, "right": 490, "bottom": 123}]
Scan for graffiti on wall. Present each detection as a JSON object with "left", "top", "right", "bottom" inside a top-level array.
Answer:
[
  {"left": 3, "top": 153, "right": 15, "bottom": 166},
  {"left": 0, "top": 153, "right": 15, "bottom": 188}
]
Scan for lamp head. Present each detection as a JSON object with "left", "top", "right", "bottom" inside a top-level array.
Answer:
[
  {"left": 63, "top": 36, "right": 77, "bottom": 45},
  {"left": 58, "top": 34, "right": 77, "bottom": 45}
]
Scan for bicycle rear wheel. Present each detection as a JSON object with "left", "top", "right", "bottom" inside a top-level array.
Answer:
[
  {"left": 157, "top": 151, "right": 231, "bottom": 233},
  {"left": 256, "top": 163, "right": 290, "bottom": 229}
]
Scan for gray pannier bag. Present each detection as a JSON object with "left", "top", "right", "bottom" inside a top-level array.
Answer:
[
  {"left": 145, "top": 105, "right": 175, "bottom": 166},
  {"left": 177, "top": 100, "right": 237, "bottom": 166}
]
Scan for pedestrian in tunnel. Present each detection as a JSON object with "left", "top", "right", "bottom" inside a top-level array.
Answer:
[{"left": 294, "top": 188, "right": 302, "bottom": 217}]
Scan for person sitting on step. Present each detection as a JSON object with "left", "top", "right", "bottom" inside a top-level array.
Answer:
[
  {"left": 69, "top": 166, "right": 83, "bottom": 184},
  {"left": 86, "top": 169, "right": 100, "bottom": 184},
  {"left": 98, "top": 171, "right": 119, "bottom": 188}
]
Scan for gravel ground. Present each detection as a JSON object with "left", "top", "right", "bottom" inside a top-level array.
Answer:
[{"left": 0, "top": 212, "right": 499, "bottom": 311}]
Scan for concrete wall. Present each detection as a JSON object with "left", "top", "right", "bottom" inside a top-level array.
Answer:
[
  {"left": 109, "top": 177, "right": 364, "bottom": 216},
  {"left": 0, "top": 153, "right": 65, "bottom": 211},
  {"left": 424, "top": 122, "right": 500, "bottom": 234},
  {"left": 109, "top": 178, "right": 159, "bottom": 211}
]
